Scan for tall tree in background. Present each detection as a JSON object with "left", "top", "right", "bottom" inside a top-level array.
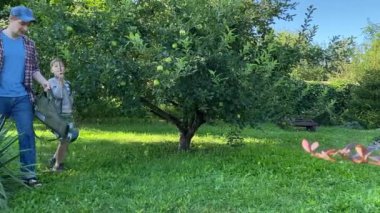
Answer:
[
  {"left": 348, "top": 38, "right": 380, "bottom": 128},
  {"left": 26, "top": 0, "right": 310, "bottom": 149},
  {"left": 279, "top": 5, "right": 356, "bottom": 81},
  {"left": 131, "top": 0, "right": 298, "bottom": 150},
  {"left": 362, "top": 20, "right": 380, "bottom": 42}
]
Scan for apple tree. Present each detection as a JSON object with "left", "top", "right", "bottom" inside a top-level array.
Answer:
[
  {"left": 126, "top": 0, "right": 298, "bottom": 150},
  {"left": 27, "top": 0, "right": 301, "bottom": 150}
]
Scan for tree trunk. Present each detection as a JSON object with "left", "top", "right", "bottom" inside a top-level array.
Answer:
[
  {"left": 178, "top": 112, "right": 205, "bottom": 150},
  {"left": 178, "top": 129, "right": 195, "bottom": 151},
  {"left": 139, "top": 98, "right": 205, "bottom": 151}
]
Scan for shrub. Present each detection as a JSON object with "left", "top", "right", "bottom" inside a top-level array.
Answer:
[
  {"left": 348, "top": 68, "right": 380, "bottom": 128},
  {"left": 293, "top": 82, "right": 353, "bottom": 125},
  {"left": 0, "top": 116, "right": 20, "bottom": 210},
  {"left": 225, "top": 127, "right": 244, "bottom": 147}
]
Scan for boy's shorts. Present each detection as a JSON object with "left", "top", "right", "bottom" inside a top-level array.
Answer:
[{"left": 60, "top": 113, "right": 74, "bottom": 126}]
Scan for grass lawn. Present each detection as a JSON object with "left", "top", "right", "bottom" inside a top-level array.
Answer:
[{"left": 6, "top": 119, "right": 380, "bottom": 212}]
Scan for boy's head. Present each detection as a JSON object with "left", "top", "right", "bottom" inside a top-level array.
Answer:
[{"left": 50, "top": 58, "right": 65, "bottom": 79}]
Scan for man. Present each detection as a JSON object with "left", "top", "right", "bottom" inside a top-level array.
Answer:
[{"left": 0, "top": 5, "right": 50, "bottom": 187}]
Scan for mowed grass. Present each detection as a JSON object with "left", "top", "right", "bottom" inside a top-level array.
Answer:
[{"left": 6, "top": 119, "right": 380, "bottom": 212}]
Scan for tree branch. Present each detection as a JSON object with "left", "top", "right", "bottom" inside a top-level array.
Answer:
[{"left": 140, "top": 97, "right": 185, "bottom": 131}]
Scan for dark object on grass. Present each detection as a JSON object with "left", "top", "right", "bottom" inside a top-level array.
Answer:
[{"left": 292, "top": 118, "right": 318, "bottom": 131}]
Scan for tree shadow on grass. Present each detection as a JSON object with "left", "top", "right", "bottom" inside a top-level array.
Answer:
[{"left": 66, "top": 119, "right": 230, "bottom": 136}]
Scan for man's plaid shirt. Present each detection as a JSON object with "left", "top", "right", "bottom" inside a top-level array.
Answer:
[{"left": 0, "top": 29, "right": 41, "bottom": 103}]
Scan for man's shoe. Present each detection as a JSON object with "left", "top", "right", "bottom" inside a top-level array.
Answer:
[{"left": 23, "top": 178, "right": 42, "bottom": 188}]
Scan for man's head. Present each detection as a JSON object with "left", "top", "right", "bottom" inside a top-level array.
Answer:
[
  {"left": 7, "top": 6, "right": 35, "bottom": 37},
  {"left": 10, "top": 6, "right": 35, "bottom": 22}
]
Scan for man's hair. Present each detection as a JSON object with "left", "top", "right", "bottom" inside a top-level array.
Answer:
[{"left": 50, "top": 58, "right": 65, "bottom": 68}]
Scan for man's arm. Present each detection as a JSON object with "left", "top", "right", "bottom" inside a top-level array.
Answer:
[{"left": 33, "top": 71, "right": 50, "bottom": 91}]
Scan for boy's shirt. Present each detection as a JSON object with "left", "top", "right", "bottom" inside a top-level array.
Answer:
[{"left": 48, "top": 77, "right": 73, "bottom": 114}]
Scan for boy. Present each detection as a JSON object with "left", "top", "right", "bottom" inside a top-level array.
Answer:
[{"left": 48, "top": 58, "right": 78, "bottom": 172}]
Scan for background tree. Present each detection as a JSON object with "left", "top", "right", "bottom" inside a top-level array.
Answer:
[
  {"left": 280, "top": 5, "right": 356, "bottom": 81},
  {"left": 0, "top": 0, "right": 22, "bottom": 11},
  {"left": 362, "top": 20, "right": 380, "bottom": 42},
  {"left": 130, "top": 0, "right": 298, "bottom": 150},
  {"left": 346, "top": 37, "right": 380, "bottom": 128},
  {"left": 13, "top": 0, "right": 294, "bottom": 150},
  {"left": 26, "top": 0, "right": 347, "bottom": 148},
  {"left": 323, "top": 36, "right": 356, "bottom": 75}
]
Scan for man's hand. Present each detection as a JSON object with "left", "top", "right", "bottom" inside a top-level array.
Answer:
[{"left": 42, "top": 81, "right": 51, "bottom": 92}]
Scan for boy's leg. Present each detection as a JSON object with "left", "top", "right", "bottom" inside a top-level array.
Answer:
[
  {"left": 11, "top": 96, "right": 37, "bottom": 179},
  {"left": 51, "top": 115, "right": 75, "bottom": 171},
  {"left": 54, "top": 115, "right": 73, "bottom": 166},
  {"left": 54, "top": 141, "right": 68, "bottom": 168}
]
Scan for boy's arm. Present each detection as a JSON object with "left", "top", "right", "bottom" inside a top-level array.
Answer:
[{"left": 33, "top": 71, "right": 50, "bottom": 91}]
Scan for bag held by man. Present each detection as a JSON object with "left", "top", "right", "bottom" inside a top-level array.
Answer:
[{"left": 34, "top": 91, "right": 69, "bottom": 140}]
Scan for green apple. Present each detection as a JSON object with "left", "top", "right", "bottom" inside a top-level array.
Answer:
[
  {"left": 156, "top": 65, "right": 164, "bottom": 71},
  {"left": 164, "top": 57, "right": 172, "bottom": 63},
  {"left": 66, "top": 26, "right": 73, "bottom": 32}
]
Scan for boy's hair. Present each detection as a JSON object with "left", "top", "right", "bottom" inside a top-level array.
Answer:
[{"left": 50, "top": 58, "right": 64, "bottom": 68}]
